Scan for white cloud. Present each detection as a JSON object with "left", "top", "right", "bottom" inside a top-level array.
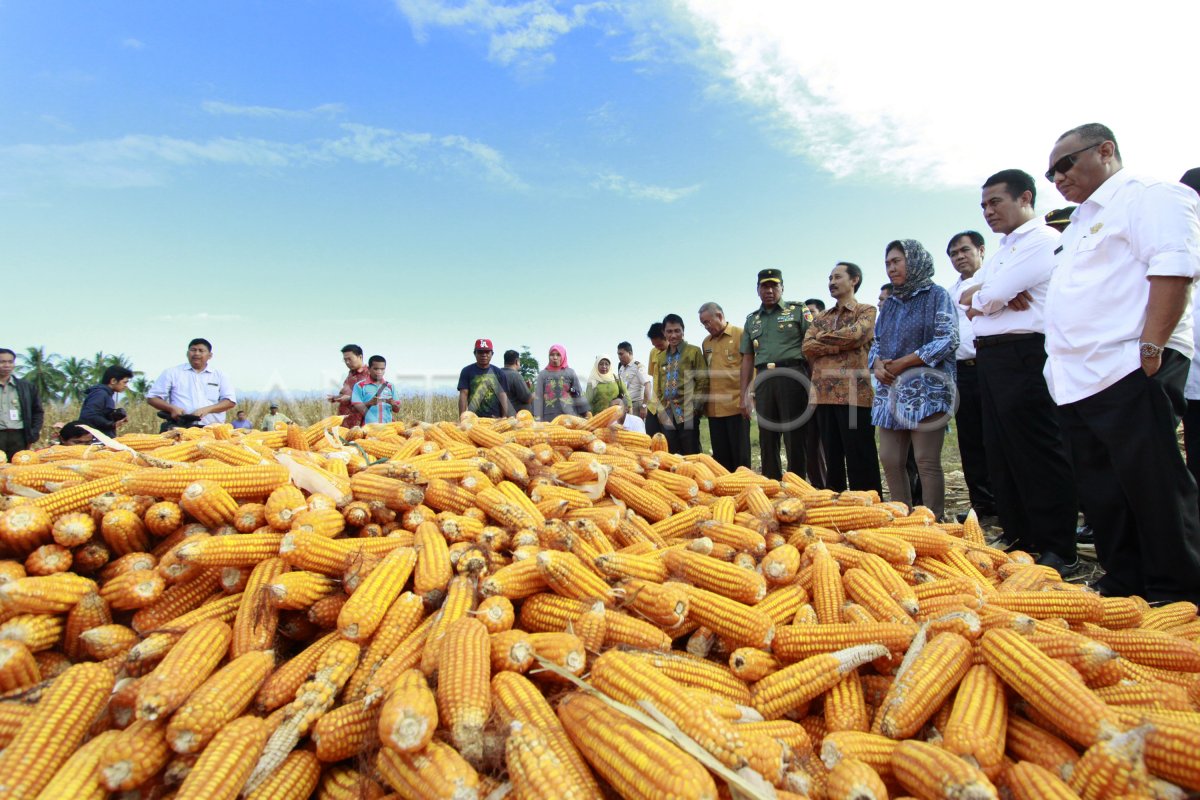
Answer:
[
  {"left": 593, "top": 171, "right": 698, "bottom": 202},
  {"left": 153, "top": 312, "right": 244, "bottom": 323},
  {"left": 395, "top": 0, "right": 609, "bottom": 66},
  {"left": 674, "top": 0, "right": 1200, "bottom": 189},
  {"left": 121, "top": 38, "right": 145, "bottom": 49},
  {"left": 1, "top": 124, "right": 525, "bottom": 189},
  {"left": 202, "top": 101, "right": 345, "bottom": 119}
]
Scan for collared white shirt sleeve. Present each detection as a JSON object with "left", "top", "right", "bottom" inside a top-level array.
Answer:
[
  {"left": 969, "top": 219, "right": 1058, "bottom": 337},
  {"left": 950, "top": 276, "right": 978, "bottom": 361},
  {"left": 1044, "top": 171, "right": 1200, "bottom": 405}
]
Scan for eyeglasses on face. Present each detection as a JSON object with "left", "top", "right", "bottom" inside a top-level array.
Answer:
[{"left": 1045, "top": 142, "right": 1102, "bottom": 182}]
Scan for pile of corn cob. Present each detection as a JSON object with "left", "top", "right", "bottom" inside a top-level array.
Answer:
[{"left": 0, "top": 404, "right": 1197, "bottom": 800}]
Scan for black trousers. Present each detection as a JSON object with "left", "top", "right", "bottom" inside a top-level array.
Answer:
[
  {"left": 1184, "top": 400, "right": 1200, "bottom": 509},
  {"left": 954, "top": 360, "right": 996, "bottom": 515},
  {"left": 1058, "top": 349, "right": 1200, "bottom": 603},
  {"left": 754, "top": 370, "right": 809, "bottom": 480},
  {"left": 645, "top": 412, "right": 662, "bottom": 438},
  {"left": 707, "top": 414, "right": 751, "bottom": 471},
  {"left": 816, "top": 404, "right": 881, "bottom": 493},
  {"left": 0, "top": 429, "right": 28, "bottom": 460},
  {"left": 660, "top": 417, "right": 700, "bottom": 456},
  {"left": 976, "top": 337, "right": 1077, "bottom": 558}
]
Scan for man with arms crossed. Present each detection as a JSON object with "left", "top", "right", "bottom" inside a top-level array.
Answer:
[
  {"left": 959, "top": 169, "right": 1078, "bottom": 574},
  {"left": 1044, "top": 123, "right": 1200, "bottom": 603}
]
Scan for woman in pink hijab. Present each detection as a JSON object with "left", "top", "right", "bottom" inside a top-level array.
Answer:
[{"left": 533, "top": 344, "right": 588, "bottom": 420}]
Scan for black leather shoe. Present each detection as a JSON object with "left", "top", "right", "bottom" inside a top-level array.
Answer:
[{"left": 1036, "top": 551, "right": 1081, "bottom": 579}]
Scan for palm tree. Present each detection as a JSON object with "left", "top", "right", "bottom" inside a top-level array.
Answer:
[
  {"left": 18, "top": 346, "right": 64, "bottom": 403},
  {"left": 59, "top": 356, "right": 94, "bottom": 403},
  {"left": 126, "top": 375, "right": 152, "bottom": 403}
]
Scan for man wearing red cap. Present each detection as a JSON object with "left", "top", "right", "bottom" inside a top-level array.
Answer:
[{"left": 458, "top": 338, "right": 511, "bottom": 418}]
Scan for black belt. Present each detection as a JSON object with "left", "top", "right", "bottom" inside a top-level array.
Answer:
[
  {"left": 974, "top": 332, "right": 1044, "bottom": 348},
  {"left": 957, "top": 359, "right": 976, "bottom": 367},
  {"left": 755, "top": 359, "right": 804, "bottom": 370}
]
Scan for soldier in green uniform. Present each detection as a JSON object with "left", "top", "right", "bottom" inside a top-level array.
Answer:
[{"left": 739, "top": 268, "right": 812, "bottom": 480}]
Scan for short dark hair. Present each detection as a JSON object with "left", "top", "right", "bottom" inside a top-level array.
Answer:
[
  {"left": 983, "top": 168, "right": 1037, "bottom": 207},
  {"left": 188, "top": 338, "right": 212, "bottom": 351},
  {"left": 662, "top": 313, "right": 684, "bottom": 330},
  {"left": 1181, "top": 168, "right": 1200, "bottom": 195},
  {"left": 647, "top": 322, "right": 665, "bottom": 340},
  {"left": 804, "top": 298, "right": 826, "bottom": 311},
  {"left": 0, "top": 348, "right": 15, "bottom": 359},
  {"left": 341, "top": 344, "right": 363, "bottom": 357},
  {"left": 503, "top": 349, "right": 519, "bottom": 366},
  {"left": 1058, "top": 122, "right": 1121, "bottom": 161},
  {"left": 59, "top": 422, "right": 90, "bottom": 442},
  {"left": 836, "top": 262, "right": 863, "bottom": 291},
  {"left": 367, "top": 355, "right": 386, "bottom": 367},
  {"left": 617, "top": 341, "right": 632, "bottom": 353},
  {"left": 101, "top": 365, "right": 135, "bottom": 385},
  {"left": 947, "top": 231, "right": 985, "bottom": 253},
  {"left": 880, "top": 283, "right": 894, "bottom": 293}
]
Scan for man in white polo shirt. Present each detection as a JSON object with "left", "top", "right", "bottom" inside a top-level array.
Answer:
[
  {"left": 147, "top": 338, "right": 237, "bottom": 430},
  {"left": 959, "top": 169, "right": 1078, "bottom": 574},
  {"left": 1043, "top": 123, "right": 1200, "bottom": 604}
]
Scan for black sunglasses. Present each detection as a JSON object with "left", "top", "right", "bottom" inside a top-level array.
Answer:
[{"left": 1045, "top": 142, "right": 1101, "bottom": 182}]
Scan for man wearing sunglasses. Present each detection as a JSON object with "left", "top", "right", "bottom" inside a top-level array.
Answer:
[
  {"left": 1042, "top": 122, "right": 1200, "bottom": 605},
  {"left": 458, "top": 338, "right": 511, "bottom": 419}
]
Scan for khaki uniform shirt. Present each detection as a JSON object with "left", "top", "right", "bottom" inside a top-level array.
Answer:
[
  {"left": 702, "top": 324, "right": 744, "bottom": 417},
  {"left": 739, "top": 301, "right": 808, "bottom": 365},
  {"left": 0, "top": 380, "right": 21, "bottom": 431},
  {"left": 645, "top": 347, "right": 665, "bottom": 414},
  {"left": 261, "top": 412, "right": 293, "bottom": 431}
]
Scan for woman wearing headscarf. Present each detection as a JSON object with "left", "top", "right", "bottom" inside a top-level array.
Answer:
[
  {"left": 585, "top": 354, "right": 629, "bottom": 415},
  {"left": 869, "top": 239, "right": 959, "bottom": 520},
  {"left": 533, "top": 345, "right": 588, "bottom": 421}
]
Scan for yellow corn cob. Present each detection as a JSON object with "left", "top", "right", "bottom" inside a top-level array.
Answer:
[
  {"left": 605, "top": 473, "right": 673, "bottom": 522},
  {"left": 166, "top": 649, "right": 275, "bottom": 754},
  {"left": 312, "top": 764, "right": 384, "bottom": 800},
  {"left": 97, "top": 717, "right": 172, "bottom": 791},
  {"left": 377, "top": 668, "right": 438, "bottom": 753},
  {"left": 988, "top": 590, "right": 1102, "bottom": 623},
  {"left": 243, "top": 750, "right": 320, "bottom": 800},
  {"left": 179, "top": 479, "right": 239, "bottom": 528},
  {"left": 1111, "top": 707, "right": 1200, "bottom": 791},
  {"left": 0, "top": 638, "right": 39, "bottom": 692},
  {"left": 940, "top": 663, "right": 1008, "bottom": 780},
  {"left": 873, "top": 630, "right": 972, "bottom": 739},
  {"left": 413, "top": 521, "right": 452, "bottom": 605},
  {"left": 474, "top": 594, "right": 515, "bottom": 633},
  {"left": 842, "top": 567, "right": 916, "bottom": 626},
  {"left": 0, "top": 661, "right": 115, "bottom": 799},
  {"left": 803, "top": 505, "right": 894, "bottom": 531},
  {"left": 334, "top": 545, "right": 415, "bottom": 643},
  {"left": 307, "top": 591, "right": 349, "bottom": 629},
  {"left": 751, "top": 644, "right": 888, "bottom": 720},
  {"left": 173, "top": 715, "right": 270, "bottom": 800},
  {"left": 130, "top": 568, "right": 220, "bottom": 634},
  {"left": 536, "top": 550, "right": 614, "bottom": 605},
  {"left": 1078, "top": 624, "right": 1200, "bottom": 672},
  {"left": 229, "top": 557, "right": 285, "bottom": 657},
  {"left": 176, "top": 533, "right": 284, "bottom": 568},
  {"left": 435, "top": 616, "right": 492, "bottom": 767},
  {"left": 419, "top": 574, "right": 477, "bottom": 675},
  {"left": 0, "top": 703, "right": 33, "bottom": 750},
  {"left": 375, "top": 739, "right": 481, "bottom": 799},
  {"left": 826, "top": 757, "right": 888, "bottom": 800},
  {"left": 22, "top": 543, "right": 71, "bottom": 576},
  {"left": 137, "top": 618, "right": 231, "bottom": 721},
  {"left": 1094, "top": 680, "right": 1192, "bottom": 712},
  {"left": 618, "top": 578, "right": 689, "bottom": 628},
  {"left": 505, "top": 719, "right": 592, "bottom": 800},
  {"left": 824, "top": 670, "right": 870, "bottom": 733},
  {"left": 890, "top": 739, "right": 998, "bottom": 799},
  {"left": 811, "top": 541, "right": 846, "bottom": 624},
  {"left": 34, "top": 727, "right": 120, "bottom": 800},
  {"left": 264, "top": 484, "right": 306, "bottom": 531},
  {"left": 311, "top": 700, "right": 373, "bottom": 762},
  {"left": 760, "top": 543, "right": 801, "bottom": 586},
  {"left": 519, "top": 592, "right": 672, "bottom": 650},
  {"left": 98, "top": 549, "right": 156, "bottom": 581},
  {"left": 100, "top": 567, "right": 166, "bottom": 610},
  {"left": 480, "top": 555, "right": 548, "bottom": 599},
  {"left": 981, "top": 628, "right": 1118, "bottom": 747},
  {"left": 594, "top": 551, "right": 668, "bottom": 583},
  {"left": 0, "top": 613, "right": 64, "bottom": 652},
  {"left": 361, "top": 615, "right": 436, "bottom": 706},
  {"left": 820, "top": 731, "right": 899, "bottom": 783},
  {"left": 525, "top": 630, "right": 586, "bottom": 681},
  {"left": 0, "top": 572, "right": 96, "bottom": 613},
  {"left": 78, "top": 623, "right": 138, "bottom": 660},
  {"left": 729, "top": 647, "right": 781, "bottom": 682},
  {"left": 344, "top": 591, "right": 427, "bottom": 701},
  {"left": 1002, "top": 760, "right": 1079, "bottom": 800},
  {"left": 279, "top": 530, "right": 407, "bottom": 574},
  {"left": 30, "top": 474, "right": 123, "bottom": 518},
  {"left": 50, "top": 511, "right": 95, "bottom": 548},
  {"left": 1141, "top": 601, "right": 1199, "bottom": 631},
  {"left": 558, "top": 691, "right": 718, "bottom": 800},
  {"left": 675, "top": 582, "right": 775, "bottom": 649},
  {"left": 663, "top": 548, "right": 766, "bottom": 605},
  {"left": 1068, "top": 724, "right": 1154, "bottom": 799},
  {"left": 123, "top": 465, "right": 289, "bottom": 501},
  {"left": 487, "top": 445, "right": 531, "bottom": 486},
  {"left": 842, "top": 529, "right": 916, "bottom": 566}
]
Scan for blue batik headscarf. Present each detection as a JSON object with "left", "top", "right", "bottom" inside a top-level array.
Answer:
[{"left": 890, "top": 239, "right": 935, "bottom": 299}]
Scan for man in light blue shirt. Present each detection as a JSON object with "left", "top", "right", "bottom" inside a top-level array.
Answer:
[
  {"left": 351, "top": 355, "right": 400, "bottom": 425},
  {"left": 146, "top": 338, "right": 237, "bottom": 429}
]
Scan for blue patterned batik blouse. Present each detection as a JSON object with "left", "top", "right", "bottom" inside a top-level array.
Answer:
[{"left": 868, "top": 284, "right": 959, "bottom": 430}]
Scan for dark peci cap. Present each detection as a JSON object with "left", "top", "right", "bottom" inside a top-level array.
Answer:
[
  {"left": 1044, "top": 206, "right": 1076, "bottom": 232},
  {"left": 757, "top": 268, "right": 783, "bottom": 285}
]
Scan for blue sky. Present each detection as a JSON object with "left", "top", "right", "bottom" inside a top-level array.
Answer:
[{"left": 4, "top": 0, "right": 1197, "bottom": 398}]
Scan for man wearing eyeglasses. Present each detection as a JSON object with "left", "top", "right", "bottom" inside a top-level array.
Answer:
[
  {"left": 458, "top": 338, "right": 512, "bottom": 419},
  {"left": 1043, "top": 122, "right": 1200, "bottom": 605}
]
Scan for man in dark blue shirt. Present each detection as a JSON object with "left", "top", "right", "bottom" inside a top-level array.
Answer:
[{"left": 79, "top": 365, "right": 134, "bottom": 439}]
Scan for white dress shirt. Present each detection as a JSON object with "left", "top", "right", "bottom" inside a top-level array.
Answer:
[
  {"left": 968, "top": 217, "right": 1058, "bottom": 338},
  {"left": 1044, "top": 170, "right": 1200, "bottom": 405},
  {"left": 949, "top": 275, "right": 978, "bottom": 361},
  {"left": 620, "top": 414, "right": 647, "bottom": 434},
  {"left": 148, "top": 363, "right": 237, "bottom": 426}
]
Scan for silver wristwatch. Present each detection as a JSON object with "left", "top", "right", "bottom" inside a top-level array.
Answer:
[{"left": 1139, "top": 341, "right": 1164, "bottom": 359}]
